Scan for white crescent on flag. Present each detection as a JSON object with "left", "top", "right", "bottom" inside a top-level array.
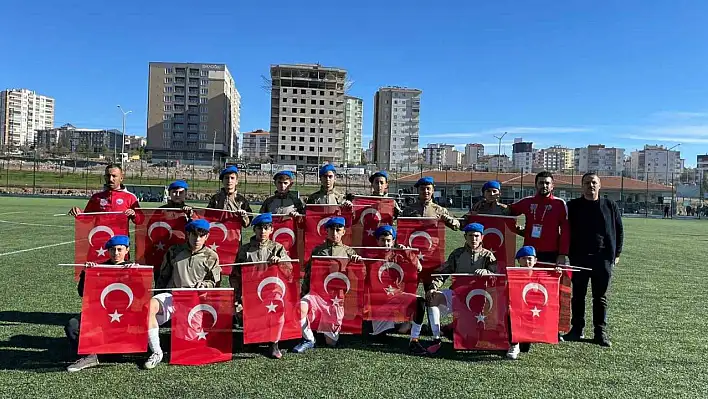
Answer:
[
  {"left": 483, "top": 228, "right": 504, "bottom": 247},
  {"left": 272, "top": 227, "right": 295, "bottom": 245},
  {"left": 256, "top": 276, "right": 287, "bottom": 302},
  {"left": 359, "top": 208, "right": 382, "bottom": 226},
  {"left": 88, "top": 225, "right": 115, "bottom": 247},
  {"left": 324, "top": 272, "right": 351, "bottom": 294},
  {"left": 377, "top": 262, "right": 404, "bottom": 286},
  {"left": 466, "top": 288, "right": 494, "bottom": 313},
  {"left": 148, "top": 222, "right": 173, "bottom": 242},
  {"left": 522, "top": 282, "right": 548, "bottom": 306},
  {"left": 209, "top": 222, "right": 228, "bottom": 242},
  {"left": 100, "top": 283, "right": 134, "bottom": 309},
  {"left": 187, "top": 303, "right": 218, "bottom": 328},
  {"left": 316, "top": 217, "right": 332, "bottom": 236},
  {"left": 408, "top": 231, "right": 434, "bottom": 250}
]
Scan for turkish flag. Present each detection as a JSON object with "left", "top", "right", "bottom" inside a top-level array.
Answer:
[
  {"left": 241, "top": 261, "right": 301, "bottom": 344},
  {"left": 194, "top": 209, "right": 242, "bottom": 275},
  {"left": 303, "top": 205, "right": 352, "bottom": 263},
  {"left": 271, "top": 215, "right": 299, "bottom": 261},
  {"left": 451, "top": 275, "right": 510, "bottom": 350},
  {"left": 134, "top": 209, "right": 187, "bottom": 278},
  {"left": 466, "top": 214, "right": 518, "bottom": 274},
  {"left": 538, "top": 262, "right": 572, "bottom": 333},
  {"left": 170, "top": 289, "right": 234, "bottom": 365},
  {"left": 74, "top": 213, "right": 130, "bottom": 280},
  {"left": 78, "top": 266, "right": 152, "bottom": 354},
  {"left": 507, "top": 268, "right": 560, "bottom": 344},
  {"left": 396, "top": 217, "right": 444, "bottom": 282},
  {"left": 364, "top": 250, "right": 418, "bottom": 322},
  {"left": 309, "top": 257, "right": 365, "bottom": 334},
  {"left": 351, "top": 196, "right": 395, "bottom": 247}
]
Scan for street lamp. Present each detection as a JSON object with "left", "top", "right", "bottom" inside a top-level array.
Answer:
[
  {"left": 494, "top": 131, "right": 508, "bottom": 180},
  {"left": 666, "top": 143, "right": 681, "bottom": 218},
  {"left": 117, "top": 105, "right": 132, "bottom": 168}
]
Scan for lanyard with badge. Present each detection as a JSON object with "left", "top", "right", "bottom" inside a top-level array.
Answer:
[{"left": 530, "top": 203, "right": 552, "bottom": 238}]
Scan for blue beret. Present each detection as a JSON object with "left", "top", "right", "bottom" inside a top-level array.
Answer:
[
  {"left": 186, "top": 219, "right": 211, "bottom": 232},
  {"left": 219, "top": 165, "right": 239, "bottom": 179},
  {"left": 414, "top": 176, "right": 434, "bottom": 187},
  {"left": 374, "top": 225, "right": 396, "bottom": 240},
  {"left": 319, "top": 164, "right": 336, "bottom": 176},
  {"left": 369, "top": 171, "right": 389, "bottom": 183},
  {"left": 481, "top": 180, "right": 501, "bottom": 194},
  {"left": 325, "top": 216, "right": 346, "bottom": 228},
  {"left": 516, "top": 246, "right": 537, "bottom": 259},
  {"left": 462, "top": 223, "right": 484, "bottom": 233},
  {"left": 273, "top": 170, "right": 294, "bottom": 180},
  {"left": 105, "top": 235, "right": 130, "bottom": 249},
  {"left": 252, "top": 213, "right": 273, "bottom": 226},
  {"left": 168, "top": 180, "right": 188, "bottom": 191}
]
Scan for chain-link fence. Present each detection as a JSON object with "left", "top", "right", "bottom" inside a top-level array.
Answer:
[{"left": 1, "top": 154, "right": 705, "bottom": 218}]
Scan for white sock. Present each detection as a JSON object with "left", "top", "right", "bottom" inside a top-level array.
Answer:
[
  {"left": 148, "top": 328, "right": 162, "bottom": 354},
  {"left": 410, "top": 323, "right": 422, "bottom": 340},
  {"left": 427, "top": 307, "right": 441, "bottom": 339},
  {"left": 301, "top": 319, "right": 315, "bottom": 342}
]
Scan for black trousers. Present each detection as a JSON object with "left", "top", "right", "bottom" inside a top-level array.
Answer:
[
  {"left": 569, "top": 255, "right": 612, "bottom": 334},
  {"left": 536, "top": 251, "right": 559, "bottom": 264},
  {"left": 65, "top": 315, "right": 81, "bottom": 358}
]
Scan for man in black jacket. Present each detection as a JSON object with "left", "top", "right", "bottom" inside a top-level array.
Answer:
[{"left": 564, "top": 172, "right": 623, "bottom": 347}]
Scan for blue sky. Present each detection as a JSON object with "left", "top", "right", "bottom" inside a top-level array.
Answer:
[{"left": 2, "top": 0, "right": 708, "bottom": 165}]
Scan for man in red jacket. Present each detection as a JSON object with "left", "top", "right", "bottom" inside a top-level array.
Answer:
[
  {"left": 509, "top": 171, "right": 570, "bottom": 266},
  {"left": 68, "top": 163, "right": 140, "bottom": 221}
]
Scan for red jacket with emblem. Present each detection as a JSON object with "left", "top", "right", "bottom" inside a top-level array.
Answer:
[
  {"left": 83, "top": 186, "right": 142, "bottom": 223},
  {"left": 509, "top": 194, "right": 570, "bottom": 255}
]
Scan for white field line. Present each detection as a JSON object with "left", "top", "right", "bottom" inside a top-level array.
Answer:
[
  {"left": 0, "top": 211, "right": 27, "bottom": 216},
  {"left": 0, "top": 220, "right": 73, "bottom": 228},
  {"left": 0, "top": 240, "right": 76, "bottom": 257}
]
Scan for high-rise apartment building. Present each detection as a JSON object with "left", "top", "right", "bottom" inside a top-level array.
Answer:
[
  {"left": 35, "top": 123, "right": 122, "bottom": 153},
  {"left": 241, "top": 129, "right": 270, "bottom": 162},
  {"left": 146, "top": 62, "right": 240, "bottom": 165},
  {"left": 343, "top": 96, "right": 363, "bottom": 166},
  {"left": 464, "top": 143, "right": 485, "bottom": 166},
  {"left": 630, "top": 145, "right": 683, "bottom": 183},
  {"left": 0, "top": 89, "right": 55, "bottom": 149},
  {"left": 373, "top": 87, "right": 421, "bottom": 169},
  {"left": 268, "top": 64, "right": 347, "bottom": 165},
  {"left": 534, "top": 145, "right": 574, "bottom": 172},
  {"left": 575, "top": 144, "right": 625, "bottom": 176},
  {"left": 512, "top": 139, "right": 534, "bottom": 173},
  {"left": 423, "top": 143, "right": 460, "bottom": 166}
]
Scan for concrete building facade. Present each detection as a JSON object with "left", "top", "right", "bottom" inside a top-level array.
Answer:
[
  {"left": 0, "top": 89, "right": 55, "bottom": 149},
  {"left": 241, "top": 129, "right": 270, "bottom": 162},
  {"left": 373, "top": 87, "right": 421, "bottom": 169},
  {"left": 630, "top": 145, "right": 683, "bottom": 183},
  {"left": 146, "top": 62, "right": 241, "bottom": 165},
  {"left": 512, "top": 139, "right": 534, "bottom": 173},
  {"left": 575, "top": 145, "right": 625, "bottom": 176},
  {"left": 464, "top": 143, "right": 484, "bottom": 166},
  {"left": 36, "top": 124, "right": 122, "bottom": 154},
  {"left": 343, "top": 96, "right": 363, "bottom": 166}
]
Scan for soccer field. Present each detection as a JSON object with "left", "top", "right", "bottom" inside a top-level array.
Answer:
[{"left": 0, "top": 196, "right": 706, "bottom": 398}]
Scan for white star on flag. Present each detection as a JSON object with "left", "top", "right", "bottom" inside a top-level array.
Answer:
[
  {"left": 475, "top": 313, "right": 486, "bottom": 324},
  {"left": 196, "top": 330, "right": 208, "bottom": 340},
  {"left": 96, "top": 247, "right": 107, "bottom": 257},
  {"left": 209, "top": 243, "right": 219, "bottom": 251},
  {"left": 384, "top": 285, "right": 398, "bottom": 296},
  {"left": 155, "top": 241, "right": 165, "bottom": 251},
  {"left": 265, "top": 302, "right": 278, "bottom": 313},
  {"left": 417, "top": 253, "right": 425, "bottom": 261},
  {"left": 530, "top": 306, "right": 542, "bottom": 317},
  {"left": 331, "top": 296, "right": 344, "bottom": 306},
  {"left": 366, "top": 228, "right": 375, "bottom": 236},
  {"left": 108, "top": 309, "right": 123, "bottom": 323}
]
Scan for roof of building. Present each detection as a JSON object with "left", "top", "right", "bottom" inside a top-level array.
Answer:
[
  {"left": 397, "top": 170, "right": 672, "bottom": 191},
  {"left": 243, "top": 129, "right": 269, "bottom": 136}
]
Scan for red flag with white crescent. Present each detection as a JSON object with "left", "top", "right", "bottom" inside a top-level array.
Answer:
[
  {"left": 134, "top": 209, "right": 187, "bottom": 276},
  {"left": 452, "top": 275, "right": 510, "bottom": 350},
  {"left": 308, "top": 257, "right": 365, "bottom": 335},
  {"left": 74, "top": 213, "right": 130, "bottom": 280},
  {"left": 507, "top": 268, "right": 560, "bottom": 344},
  {"left": 303, "top": 205, "right": 352, "bottom": 263},
  {"left": 537, "top": 262, "right": 572, "bottom": 333},
  {"left": 364, "top": 250, "right": 418, "bottom": 322},
  {"left": 241, "top": 261, "right": 301, "bottom": 344},
  {"left": 395, "top": 217, "right": 444, "bottom": 282},
  {"left": 271, "top": 215, "right": 299, "bottom": 261},
  {"left": 351, "top": 196, "right": 395, "bottom": 247},
  {"left": 78, "top": 266, "right": 152, "bottom": 354},
  {"left": 466, "top": 214, "right": 518, "bottom": 274},
  {"left": 194, "top": 209, "right": 242, "bottom": 275},
  {"left": 170, "top": 289, "right": 234, "bottom": 365}
]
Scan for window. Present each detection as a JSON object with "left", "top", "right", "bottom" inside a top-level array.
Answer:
[
  {"left": 200, "top": 105, "right": 208, "bottom": 112},
  {"left": 164, "top": 77, "right": 173, "bottom": 84},
  {"left": 329, "top": 119, "right": 333, "bottom": 123},
  {"left": 290, "top": 146, "right": 296, "bottom": 151},
  {"left": 299, "top": 127, "right": 305, "bottom": 132},
  {"left": 201, "top": 70, "right": 209, "bottom": 77},
  {"left": 319, "top": 138, "right": 323, "bottom": 143},
  {"left": 299, "top": 118, "right": 305, "bottom": 123},
  {"left": 281, "top": 145, "right": 286, "bottom": 150},
  {"left": 291, "top": 117, "right": 297, "bottom": 122},
  {"left": 320, "top": 128, "right": 324, "bottom": 133},
  {"left": 200, "top": 124, "right": 207, "bottom": 132},
  {"left": 328, "top": 138, "right": 333, "bottom": 143},
  {"left": 310, "top": 128, "right": 315, "bottom": 133},
  {"left": 292, "top": 108, "right": 297, "bottom": 112},
  {"left": 328, "top": 147, "right": 332, "bottom": 152},
  {"left": 310, "top": 137, "right": 315, "bottom": 142},
  {"left": 283, "top": 98, "right": 288, "bottom": 103},
  {"left": 299, "top": 137, "right": 304, "bottom": 142},
  {"left": 299, "top": 146, "right": 304, "bottom": 151},
  {"left": 164, "top": 96, "right": 172, "bottom": 102},
  {"left": 281, "top": 126, "right": 286, "bottom": 131},
  {"left": 292, "top": 98, "right": 297, "bottom": 103},
  {"left": 165, "top": 68, "right": 173, "bottom": 74},
  {"left": 300, "top": 99, "right": 306, "bottom": 104},
  {"left": 320, "top": 100, "right": 325, "bottom": 105},
  {"left": 290, "top": 136, "right": 296, "bottom": 141},
  {"left": 320, "top": 110, "right": 325, "bottom": 114},
  {"left": 282, "top": 117, "right": 287, "bottom": 122},
  {"left": 329, "top": 91, "right": 334, "bottom": 95},
  {"left": 328, "top": 129, "right": 333, "bottom": 133},
  {"left": 164, "top": 87, "right": 173, "bottom": 93},
  {"left": 164, "top": 105, "right": 172, "bottom": 111},
  {"left": 281, "top": 136, "right": 286, "bottom": 140},
  {"left": 311, "top": 90, "right": 316, "bottom": 95},
  {"left": 291, "top": 127, "right": 296, "bottom": 132},
  {"left": 319, "top": 147, "right": 323, "bottom": 152},
  {"left": 283, "top": 88, "right": 288, "bottom": 93},
  {"left": 200, "top": 88, "right": 208, "bottom": 95},
  {"left": 282, "top": 107, "right": 287, "bottom": 112},
  {"left": 201, "top": 79, "right": 208, "bottom": 85},
  {"left": 163, "top": 114, "right": 170, "bottom": 120},
  {"left": 320, "top": 90, "right": 325, "bottom": 95},
  {"left": 311, "top": 109, "right": 316, "bottom": 114},
  {"left": 329, "top": 101, "right": 334, "bottom": 105},
  {"left": 163, "top": 122, "right": 170, "bottom": 129},
  {"left": 300, "top": 89, "right": 306, "bottom": 94},
  {"left": 309, "top": 146, "right": 315, "bottom": 151},
  {"left": 311, "top": 100, "right": 316, "bottom": 105},
  {"left": 328, "top": 110, "right": 333, "bottom": 114},
  {"left": 300, "top": 108, "right": 305, "bottom": 113}
]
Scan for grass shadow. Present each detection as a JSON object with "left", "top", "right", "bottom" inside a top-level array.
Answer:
[{"left": 0, "top": 311, "right": 75, "bottom": 327}]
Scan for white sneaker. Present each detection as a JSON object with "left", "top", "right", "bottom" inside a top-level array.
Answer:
[
  {"left": 144, "top": 352, "right": 163, "bottom": 370},
  {"left": 67, "top": 354, "right": 99, "bottom": 372},
  {"left": 506, "top": 343, "right": 520, "bottom": 360}
]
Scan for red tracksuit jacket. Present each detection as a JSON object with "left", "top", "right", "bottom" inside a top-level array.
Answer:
[
  {"left": 83, "top": 186, "right": 142, "bottom": 224},
  {"left": 509, "top": 194, "right": 570, "bottom": 255}
]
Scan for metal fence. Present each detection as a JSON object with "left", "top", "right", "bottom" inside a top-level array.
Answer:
[{"left": 1, "top": 154, "right": 706, "bottom": 218}]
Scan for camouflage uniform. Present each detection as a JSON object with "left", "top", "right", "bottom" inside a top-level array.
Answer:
[
  {"left": 306, "top": 188, "right": 347, "bottom": 205},
  {"left": 229, "top": 239, "right": 290, "bottom": 304},
  {"left": 260, "top": 192, "right": 305, "bottom": 215},
  {"left": 401, "top": 199, "right": 460, "bottom": 230},
  {"left": 470, "top": 200, "right": 510, "bottom": 216},
  {"left": 428, "top": 246, "right": 497, "bottom": 291},
  {"left": 208, "top": 189, "right": 252, "bottom": 225},
  {"left": 155, "top": 244, "right": 221, "bottom": 289}
]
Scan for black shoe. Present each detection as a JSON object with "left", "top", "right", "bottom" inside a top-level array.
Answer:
[
  {"left": 562, "top": 328, "right": 585, "bottom": 342},
  {"left": 441, "top": 323, "right": 454, "bottom": 341},
  {"left": 594, "top": 333, "right": 612, "bottom": 347},
  {"left": 519, "top": 343, "right": 531, "bottom": 353},
  {"left": 426, "top": 339, "right": 443, "bottom": 355},
  {"left": 409, "top": 340, "right": 428, "bottom": 356}
]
